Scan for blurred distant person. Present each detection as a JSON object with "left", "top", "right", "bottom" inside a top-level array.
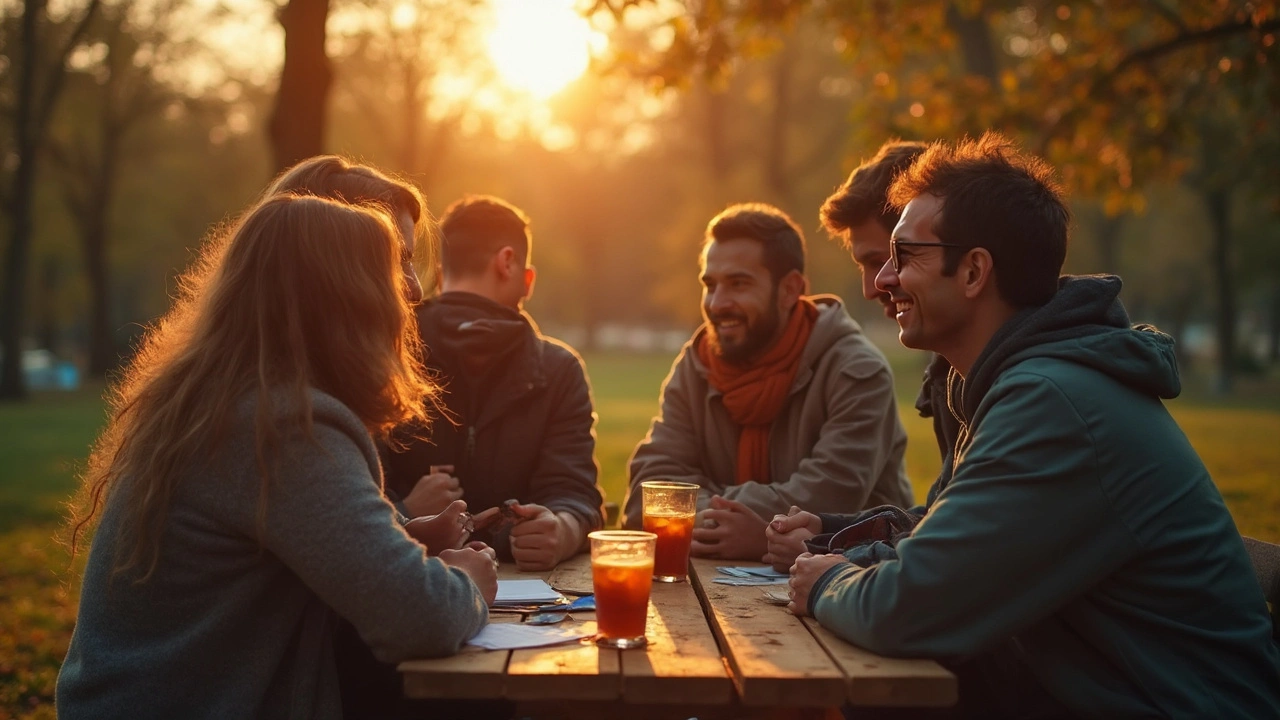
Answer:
[
  {"left": 765, "top": 141, "right": 961, "bottom": 572},
  {"left": 383, "top": 195, "right": 604, "bottom": 572},
  {"left": 57, "top": 193, "right": 495, "bottom": 720},
  {"left": 623, "top": 203, "right": 911, "bottom": 561},
  {"left": 788, "top": 133, "right": 1280, "bottom": 718}
]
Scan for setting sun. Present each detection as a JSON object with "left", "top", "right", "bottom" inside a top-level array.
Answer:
[{"left": 486, "top": 0, "right": 600, "bottom": 99}]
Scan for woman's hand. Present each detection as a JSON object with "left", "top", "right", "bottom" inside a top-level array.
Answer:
[
  {"left": 439, "top": 544, "right": 499, "bottom": 606},
  {"left": 403, "top": 499, "right": 470, "bottom": 554}
]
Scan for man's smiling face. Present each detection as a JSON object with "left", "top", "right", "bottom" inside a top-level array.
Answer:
[{"left": 700, "top": 238, "right": 786, "bottom": 366}]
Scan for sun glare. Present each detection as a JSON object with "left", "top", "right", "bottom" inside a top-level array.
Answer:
[{"left": 487, "top": 0, "right": 599, "bottom": 99}]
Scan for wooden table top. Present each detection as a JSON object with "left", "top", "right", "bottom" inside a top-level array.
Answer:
[{"left": 399, "top": 553, "right": 956, "bottom": 712}]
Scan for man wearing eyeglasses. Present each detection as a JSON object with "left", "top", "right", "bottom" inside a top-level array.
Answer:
[
  {"left": 787, "top": 134, "right": 1280, "bottom": 718},
  {"left": 622, "top": 203, "right": 912, "bottom": 561}
]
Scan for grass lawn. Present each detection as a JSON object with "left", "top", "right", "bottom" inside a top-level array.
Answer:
[{"left": 1, "top": 352, "right": 1277, "bottom": 716}]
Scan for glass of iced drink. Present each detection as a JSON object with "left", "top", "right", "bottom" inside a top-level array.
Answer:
[
  {"left": 640, "top": 481, "right": 698, "bottom": 582},
  {"left": 589, "top": 530, "right": 656, "bottom": 649}
]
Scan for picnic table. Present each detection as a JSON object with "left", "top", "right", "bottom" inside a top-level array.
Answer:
[{"left": 399, "top": 554, "right": 957, "bottom": 718}]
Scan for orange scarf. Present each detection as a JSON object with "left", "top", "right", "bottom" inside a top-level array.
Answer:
[{"left": 696, "top": 298, "right": 818, "bottom": 484}]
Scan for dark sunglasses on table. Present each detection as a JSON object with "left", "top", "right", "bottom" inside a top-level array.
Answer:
[{"left": 889, "top": 239, "right": 971, "bottom": 272}]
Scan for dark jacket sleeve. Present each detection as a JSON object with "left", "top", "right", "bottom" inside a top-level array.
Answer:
[
  {"left": 526, "top": 346, "right": 605, "bottom": 533},
  {"left": 810, "top": 371, "right": 1135, "bottom": 658}
]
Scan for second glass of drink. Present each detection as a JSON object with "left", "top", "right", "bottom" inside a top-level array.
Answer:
[{"left": 640, "top": 480, "right": 699, "bottom": 582}]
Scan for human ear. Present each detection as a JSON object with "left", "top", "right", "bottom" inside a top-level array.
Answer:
[
  {"left": 495, "top": 246, "right": 517, "bottom": 280},
  {"left": 523, "top": 266, "right": 536, "bottom": 301},
  {"left": 778, "top": 269, "right": 807, "bottom": 308},
  {"left": 962, "top": 248, "right": 995, "bottom": 300}
]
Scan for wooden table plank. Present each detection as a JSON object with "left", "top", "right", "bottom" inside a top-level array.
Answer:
[
  {"left": 505, "top": 618, "right": 621, "bottom": 701},
  {"left": 399, "top": 615, "right": 517, "bottom": 699},
  {"left": 801, "top": 618, "right": 957, "bottom": 708},
  {"left": 689, "top": 558, "right": 847, "bottom": 708},
  {"left": 402, "top": 562, "right": 559, "bottom": 700},
  {"left": 621, "top": 579, "right": 735, "bottom": 705}
]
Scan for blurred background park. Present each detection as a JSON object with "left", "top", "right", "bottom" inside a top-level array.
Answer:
[{"left": 1, "top": 0, "right": 1279, "bottom": 716}]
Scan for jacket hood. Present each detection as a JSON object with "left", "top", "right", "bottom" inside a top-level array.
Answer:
[
  {"left": 687, "top": 294, "right": 862, "bottom": 380},
  {"left": 957, "top": 275, "right": 1180, "bottom": 422},
  {"left": 416, "top": 292, "right": 539, "bottom": 378}
]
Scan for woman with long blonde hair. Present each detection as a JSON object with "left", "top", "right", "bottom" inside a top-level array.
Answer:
[{"left": 56, "top": 192, "right": 494, "bottom": 719}]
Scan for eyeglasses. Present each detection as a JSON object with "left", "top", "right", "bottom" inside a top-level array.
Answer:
[{"left": 890, "top": 240, "right": 970, "bottom": 272}]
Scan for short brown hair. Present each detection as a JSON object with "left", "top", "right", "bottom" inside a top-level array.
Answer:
[
  {"left": 705, "top": 203, "right": 806, "bottom": 284},
  {"left": 438, "top": 195, "right": 531, "bottom": 278},
  {"left": 887, "top": 132, "right": 1069, "bottom": 307},
  {"left": 820, "top": 140, "right": 927, "bottom": 245}
]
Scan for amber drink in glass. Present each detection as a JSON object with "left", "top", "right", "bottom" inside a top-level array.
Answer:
[
  {"left": 589, "top": 530, "right": 656, "bottom": 649},
  {"left": 641, "top": 481, "right": 698, "bottom": 582}
]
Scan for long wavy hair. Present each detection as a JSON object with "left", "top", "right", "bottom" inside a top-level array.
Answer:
[{"left": 69, "top": 193, "right": 438, "bottom": 581}]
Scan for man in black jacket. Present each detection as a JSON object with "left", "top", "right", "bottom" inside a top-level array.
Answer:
[{"left": 383, "top": 195, "right": 605, "bottom": 571}]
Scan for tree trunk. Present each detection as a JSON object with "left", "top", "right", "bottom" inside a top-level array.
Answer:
[
  {"left": 0, "top": 0, "right": 46, "bottom": 401},
  {"left": 1095, "top": 211, "right": 1124, "bottom": 274},
  {"left": 37, "top": 257, "right": 59, "bottom": 355},
  {"left": 1205, "top": 188, "right": 1235, "bottom": 394},
  {"left": 1, "top": 0, "right": 99, "bottom": 400},
  {"left": 1269, "top": 283, "right": 1280, "bottom": 364},
  {"left": 946, "top": 3, "right": 998, "bottom": 82},
  {"left": 703, "top": 84, "right": 730, "bottom": 185},
  {"left": 401, "top": 62, "right": 420, "bottom": 176},
  {"left": 764, "top": 38, "right": 795, "bottom": 204},
  {"left": 268, "top": 0, "right": 332, "bottom": 174},
  {"left": 82, "top": 135, "right": 120, "bottom": 377}
]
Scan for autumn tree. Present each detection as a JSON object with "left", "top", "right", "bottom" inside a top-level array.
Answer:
[
  {"left": 0, "top": 0, "right": 101, "bottom": 401},
  {"left": 46, "top": 0, "right": 187, "bottom": 377},
  {"left": 268, "top": 0, "right": 330, "bottom": 173},
  {"left": 590, "top": 0, "right": 1280, "bottom": 389}
]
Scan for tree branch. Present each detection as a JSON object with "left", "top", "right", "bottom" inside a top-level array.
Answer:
[
  {"left": 1039, "top": 16, "right": 1280, "bottom": 152},
  {"left": 1110, "top": 17, "right": 1280, "bottom": 78},
  {"left": 1140, "top": 0, "right": 1188, "bottom": 33},
  {"left": 35, "top": 0, "right": 104, "bottom": 135}
]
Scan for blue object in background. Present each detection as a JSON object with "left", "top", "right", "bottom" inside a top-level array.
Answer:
[{"left": 16, "top": 349, "right": 81, "bottom": 391}]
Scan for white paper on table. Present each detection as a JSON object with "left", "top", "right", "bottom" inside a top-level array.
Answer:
[
  {"left": 493, "top": 579, "right": 565, "bottom": 606},
  {"left": 467, "top": 622, "right": 595, "bottom": 650}
]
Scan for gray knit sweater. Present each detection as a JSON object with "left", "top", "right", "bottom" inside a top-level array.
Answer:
[{"left": 56, "top": 390, "right": 488, "bottom": 719}]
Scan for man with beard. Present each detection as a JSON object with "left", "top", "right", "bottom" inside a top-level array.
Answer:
[
  {"left": 788, "top": 134, "right": 1280, "bottom": 718},
  {"left": 382, "top": 195, "right": 605, "bottom": 570},
  {"left": 622, "top": 203, "right": 912, "bottom": 561}
]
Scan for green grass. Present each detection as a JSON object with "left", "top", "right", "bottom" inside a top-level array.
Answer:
[
  {"left": 0, "top": 386, "right": 105, "bottom": 534},
  {"left": 1, "top": 353, "right": 1277, "bottom": 717}
]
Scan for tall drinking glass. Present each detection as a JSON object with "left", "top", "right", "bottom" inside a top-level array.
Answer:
[
  {"left": 641, "top": 481, "right": 698, "bottom": 582},
  {"left": 589, "top": 530, "right": 656, "bottom": 649}
]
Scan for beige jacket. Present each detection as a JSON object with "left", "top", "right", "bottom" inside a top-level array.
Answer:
[{"left": 623, "top": 296, "right": 911, "bottom": 528}]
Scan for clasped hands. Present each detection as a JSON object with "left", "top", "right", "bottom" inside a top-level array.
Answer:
[
  {"left": 696, "top": 501, "right": 851, "bottom": 617},
  {"left": 402, "top": 467, "right": 581, "bottom": 572}
]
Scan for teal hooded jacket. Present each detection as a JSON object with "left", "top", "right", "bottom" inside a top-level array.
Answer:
[{"left": 810, "top": 275, "right": 1280, "bottom": 718}]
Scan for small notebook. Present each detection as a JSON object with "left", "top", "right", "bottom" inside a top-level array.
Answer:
[{"left": 493, "top": 579, "right": 566, "bottom": 606}]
